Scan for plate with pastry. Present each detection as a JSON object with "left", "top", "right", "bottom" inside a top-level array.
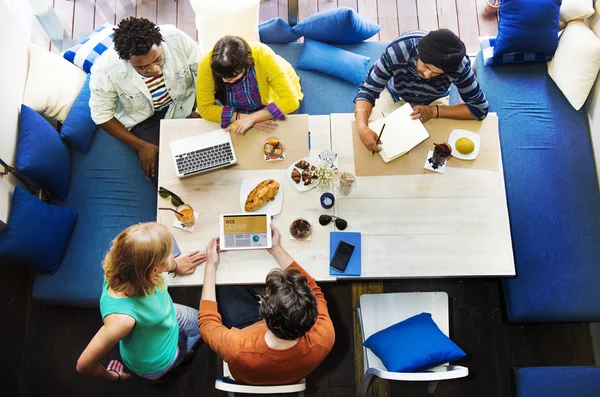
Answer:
[
  {"left": 286, "top": 157, "right": 318, "bottom": 192},
  {"left": 240, "top": 177, "right": 283, "bottom": 215},
  {"left": 263, "top": 137, "right": 285, "bottom": 161}
]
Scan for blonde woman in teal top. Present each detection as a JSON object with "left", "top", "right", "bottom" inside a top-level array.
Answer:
[{"left": 76, "top": 222, "right": 206, "bottom": 382}]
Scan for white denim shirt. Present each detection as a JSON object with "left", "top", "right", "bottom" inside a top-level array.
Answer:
[{"left": 89, "top": 25, "right": 200, "bottom": 130}]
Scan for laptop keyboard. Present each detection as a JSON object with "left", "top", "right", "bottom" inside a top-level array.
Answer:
[{"left": 175, "top": 143, "right": 234, "bottom": 175}]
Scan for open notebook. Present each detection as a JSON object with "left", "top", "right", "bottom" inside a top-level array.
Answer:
[{"left": 369, "top": 103, "right": 430, "bottom": 163}]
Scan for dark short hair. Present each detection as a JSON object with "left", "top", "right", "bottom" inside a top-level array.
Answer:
[
  {"left": 113, "top": 17, "right": 163, "bottom": 60},
  {"left": 211, "top": 36, "right": 254, "bottom": 104},
  {"left": 260, "top": 268, "right": 318, "bottom": 340}
]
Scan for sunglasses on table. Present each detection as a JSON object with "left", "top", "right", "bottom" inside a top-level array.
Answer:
[
  {"left": 319, "top": 215, "right": 348, "bottom": 230},
  {"left": 158, "top": 187, "right": 184, "bottom": 207}
]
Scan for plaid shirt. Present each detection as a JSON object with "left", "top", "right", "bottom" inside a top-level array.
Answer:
[{"left": 221, "top": 67, "right": 285, "bottom": 128}]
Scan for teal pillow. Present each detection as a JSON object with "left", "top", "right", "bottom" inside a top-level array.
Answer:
[
  {"left": 296, "top": 39, "right": 370, "bottom": 86},
  {"left": 0, "top": 186, "right": 77, "bottom": 273},
  {"left": 292, "top": 8, "right": 380, "bottom": 44},
  {"left": 61, "top": 75, "right": 97, "bottom": 154},
  {"left": 259, "top": 18, "right": 300, "bottom": 44},
  {"left": 363, "top": 312, "right": 466, "bottom": 372},
  {"left": 17, "top": 105, "right": 71, "bottom": 201}
]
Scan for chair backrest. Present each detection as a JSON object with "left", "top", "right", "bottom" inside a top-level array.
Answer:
[
  {"left": 215, "top": 362, "right": 307, "bottom": 394},
  {"left": 358, "top": 292, "right": 450, "bottom": 372}
]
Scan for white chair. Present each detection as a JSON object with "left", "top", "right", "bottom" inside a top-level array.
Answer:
[
  {"left": 355, "top": 292, "right": 469, "bottom": 397},
  {"left": 214, "top": 361, "right": 306, "bottom": 396}
]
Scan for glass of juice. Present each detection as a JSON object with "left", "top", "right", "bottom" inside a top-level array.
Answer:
[{"left": 176, "top": 204, "right": 195, "bottom": 227}]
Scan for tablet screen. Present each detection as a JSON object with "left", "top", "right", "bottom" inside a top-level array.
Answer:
[{"left": 222, "top": 214, "right": 269, "bottom": 249}]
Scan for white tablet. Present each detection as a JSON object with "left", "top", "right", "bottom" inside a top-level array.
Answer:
[{"left": 219, "top": 213, "right": 272, "bottom": 250}]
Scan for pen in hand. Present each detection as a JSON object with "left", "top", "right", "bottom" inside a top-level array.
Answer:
[{"left": 372, "top": 112, "right": 387, "bottom": 157}]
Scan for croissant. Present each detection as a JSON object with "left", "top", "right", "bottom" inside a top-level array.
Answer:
[
  {"left": 291, "top": 168, "right": 301, "bottom": 184},
  {"left": 295, "top": 160, "right": 310, "bottom": 169},
  {"left": 245, "top": 179, "right": 280, "bottom": 211}
]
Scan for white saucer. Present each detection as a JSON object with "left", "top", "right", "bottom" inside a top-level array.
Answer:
[
  {"left": 239, "top": 177, "right": 283, "bottom": 215},
  {"left": 286, "top": 157, "right": 318, "bottom": 192},
  {"left": 448, "top": 129, "right": 481, "bottom": 160}
]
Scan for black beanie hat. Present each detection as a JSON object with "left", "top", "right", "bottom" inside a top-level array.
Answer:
[{"left": 418, "top": 29, "right": 466, "bottom": 72}]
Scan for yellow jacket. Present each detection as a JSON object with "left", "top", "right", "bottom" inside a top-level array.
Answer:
[{"left": 196, "top": 42, "right": 303, "bottom": 123}]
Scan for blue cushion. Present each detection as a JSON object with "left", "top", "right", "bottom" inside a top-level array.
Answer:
[
  {"left": 32, "top": 129, "right": 157, "bottom": 307},
  {"left": 292, "top": 8, "right": 380, "bottom": 44},
  {"left": 494, "top": 0, "right": 561, "bottom": 56},
  {"left": 62, "top": 23, "right": 115, "bottom": 73},
  {"left": 259, "top": 18, "right": 300, "bottom": 44},
  {"left": 479, "top": 36, "right": 551, "bottom": 66},
  {"left": 0, "top": 186, "right": 77, "bottom": 273},
  {"left": 16, "top": 105, "right": 71, "bottom": 201},
  {"left": 60, "top": 75, "right": 96, "bottom": 154},
  {"left": 296, "top": 39, "right": 370, "bottom": 86},
  {"left": 363, "top": 313, "right": 466, "bottom": 372},
  {"left": 476, "top": 52, "right": 600, "bottom": 322},
  {"left": 516, "top": 367, "right": 600, "bottom": 397}
]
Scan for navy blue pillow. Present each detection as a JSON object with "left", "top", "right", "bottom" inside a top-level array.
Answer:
[
  {"left": 292, "top": 8, "right": 380, "bottom": 44},
  {"left": 363, "top": 312, "right": 466, "bottom": 372},
  {"left": 259, "top": 18, "right": 300, "bottom": 44},
  {"left": 296, "top": 39, "right": 370, "bottom": 86},
  {"left": 61, "top": 75, "right": 97, "bottom": 154},
  {"left": 494, "top": 0, "right": 561, "bottom": 56},
  {"left": 17, "top": 105, "right": 71, "bottom": 200},
  {"left": 0, "top": 186, "right": 77, "bottom": 273}
]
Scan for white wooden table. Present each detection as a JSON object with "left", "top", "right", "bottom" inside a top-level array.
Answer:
[
  {"left": 158, "top": 115, "right": 337, "bottom": 286},
  {"left": 330, "top": 113, "right": 515, "bottom": 278}
]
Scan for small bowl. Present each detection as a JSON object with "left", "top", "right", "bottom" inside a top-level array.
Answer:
[
  {"left": 264, "top": 137, "right": 285, "bottom": 160},
  {"left": 290, "top": 218, "right": 312, "bottom": 240}
]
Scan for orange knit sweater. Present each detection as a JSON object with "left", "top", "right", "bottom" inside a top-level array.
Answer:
[{"left": 198, "top": 262, "right": 335, "bottom": 385}]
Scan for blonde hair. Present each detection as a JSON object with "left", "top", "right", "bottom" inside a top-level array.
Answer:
[{"left": 103, "top": 222, "right": 173, "bottom": 296}]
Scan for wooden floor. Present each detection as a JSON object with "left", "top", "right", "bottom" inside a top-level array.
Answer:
[
  {"left": 34, "top": 0, "right": 498, "bottom": 54},
  {"left": 13, "top": 1, "right": 594, "bottom": 397}
]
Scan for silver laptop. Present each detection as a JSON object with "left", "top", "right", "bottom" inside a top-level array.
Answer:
[{"left": 169, "top": 129, "right": 237, "bottom": 177}]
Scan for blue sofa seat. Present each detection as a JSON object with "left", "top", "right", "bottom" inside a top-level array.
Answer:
[
  {"left": 516, "top": 367, "right": 600, "bottom": 397},
  {"left": 476, "top": 52, "right": 600, "bottom": 322},
  {"left": 32, "top": 129, "right": 157, "bottom": 307}
]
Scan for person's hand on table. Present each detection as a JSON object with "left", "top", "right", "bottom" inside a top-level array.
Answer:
[
  {"left": 266, "top": 224, "right": 281, "bottom": 255},
  {"left": 175, "top": 250, "right": 207, "bottom": 275},
  {"left": 357, "top": 124, "right": 383, "bottom": 152},
  {"left": 205, "top": 237, "right": 222, "bottom": 270},
  {"left": 107, "top": 359, "right": 130, "bottom": 382},
  {"left": 254, "top": 120, "right": 278, "bottom": 133},
  {"left": 137, "top": 142, "right": 159, "bottom": 179},
  {"left": 227, "top": 114, "right": 256, "bottom": 135},
  {"left": 411, "top": 105, "right": 435, "bottom": 123}
]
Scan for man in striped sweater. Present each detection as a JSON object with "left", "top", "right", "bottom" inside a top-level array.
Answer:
[{"left": 354, "top": 29, "right": 489, "bottom": 153}]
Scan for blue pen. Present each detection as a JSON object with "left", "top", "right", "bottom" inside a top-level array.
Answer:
[{"left": 308, "top": 131, "right": 311, "bottom": 150}]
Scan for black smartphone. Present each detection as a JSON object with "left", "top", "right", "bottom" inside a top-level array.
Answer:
[{"left": 330, "top": 240, "right": 355, "bottom": 272}]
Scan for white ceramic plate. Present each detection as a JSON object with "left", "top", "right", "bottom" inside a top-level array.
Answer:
[
  {"left": 286, "top": 157, "right": 318, "bottom": 192},
  {"left": 239, "top": 177, "right": 283, "bottom": 215},
  {"left": 448, "top": 129, "right": 481, "bottom": 160}
]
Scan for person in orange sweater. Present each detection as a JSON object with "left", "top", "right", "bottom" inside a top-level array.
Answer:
[{"left": 198, "top": 225, "right": 335, "bottom": 385}]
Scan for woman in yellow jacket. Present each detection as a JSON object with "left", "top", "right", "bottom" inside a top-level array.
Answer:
[{"left": 196, "top": 36, "right": 303, "bottom": 135}]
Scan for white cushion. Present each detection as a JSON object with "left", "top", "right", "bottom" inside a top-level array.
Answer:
[
  {"left": 588, "top": 0, "right": 600, "bottom": 37},
  {"left": 560, "top": 0, "right": 595, "bottom": 23},
  {"left": 548, "top": 20, "right": 600, "bottom": 110},
  {"left": 190, "top": 0, "right": 259, "bottom": 54},
  {"left": 23, "top": 43, "right": 87, "bottom": 123}
]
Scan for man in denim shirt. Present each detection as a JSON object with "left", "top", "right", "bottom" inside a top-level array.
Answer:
[{"left": 90, "top": 17, "right": 199, "bottom": 182}]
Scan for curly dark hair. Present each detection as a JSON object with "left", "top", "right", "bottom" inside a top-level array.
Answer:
[
  {"left": 113, "top": 17, "right": 163, "bottom": 60},
  {"left": 259, "top": 268, "right": 318, "bottom": 340}
]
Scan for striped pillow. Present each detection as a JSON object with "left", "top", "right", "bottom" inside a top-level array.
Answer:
[
  {"left": 62, "top": 24, "right": 115, "bottom": 73},
  {"left": 479, "top": 36, "right": 552, "bottom": 66}
]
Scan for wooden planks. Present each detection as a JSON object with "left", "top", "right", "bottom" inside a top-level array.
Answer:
[
  {"left": 376, "top": 0, "right": 399, "bottom": 40},
  {"left": 456, "top": 0, "right": 481, "bottom": 54},
  {"left": 357, "top": 0, "right": 379, "bottom": 40},
  {"left": 338, "top": 0, "right": 358, "bottom": 11},
  {"left": 72, "top": 0, "right": 96, "bottom": 41},
  {"left": 177, "top": 0, "right": 197, "bottom": 40},
  {"left": 136, "top": 0, "right": 157, "bottom": 23},
  {"left": 115, "top": 0, "right": 136, "bottom": 23},
  {"left": 279, "top": 0, "right": 289, "bottom": 21},
  {"left": 54, "top": 0, "right": 75, "bottom": 38},
  {"left": 437, "top": 0, "right": 459, "bottom": 33},
  {"left": 260, "top": 0, "right": 279, "bottom": 22},
  {"left": 397, "top": 0, "right": 418, "bottom": 34},
  {"left": 94, "top": 0, "right": 116, "bottom": 28},
  {"left": 318, "top": 0, "right": 338, "bottom": 12},
  {"left": 476, "top": 0, "right": 498, "bottom": 37},
  {"left": 416, "top": 0, "right": 439, "bottom": 32},
  {"left": 299, "top": 0, "right": 318, "bottom": 21},
  {"left": 157, "top": 0, "right": 177, "bottom": 25}
]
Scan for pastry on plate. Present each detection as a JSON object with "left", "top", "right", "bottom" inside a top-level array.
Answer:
[
  {"left": 301, "top": 169, "right": 313, "bottom": 186},
  {"left": 295, "top": 160, "right": 310, "bottom": 169},
  {"left": 291, "top": 168, "right": 301, "bottom": 184},
  {"left": 264, "top": 140, "right": 285, "bottom": 160},
  {"left": 245, "top": 179, "right": 280, "bottom": 211}
]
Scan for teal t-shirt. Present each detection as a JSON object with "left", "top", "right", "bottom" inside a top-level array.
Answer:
[{"left": 100, "top": 277, "right": 178, "bottom": 375}]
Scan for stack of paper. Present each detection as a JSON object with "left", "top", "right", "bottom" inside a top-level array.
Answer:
[{"left": 369, "top": 103, "right": 430, "bottom": 163}]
